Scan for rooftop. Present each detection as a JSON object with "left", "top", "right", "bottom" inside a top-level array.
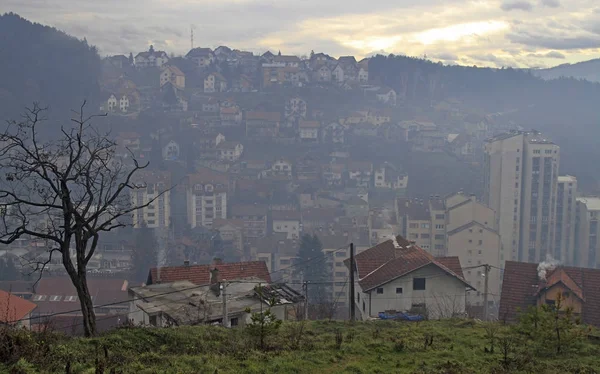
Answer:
[
  {"left": 148, "top": 261, "right": 271, "bottom": 285},
  {"left": 0, "top": 289, "right": 37, "bottom": 323},
  {"left": 577, "top": 196, "right": 600, "bottom": 211}
]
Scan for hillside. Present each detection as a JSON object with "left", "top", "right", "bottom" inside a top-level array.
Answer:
[
  {"left": 1, "top": 319, "right": 599, "bottom": 373},
  {"left": 533, "top": 59, "right": 600, "bottom": 83},
  {"left": 0, "top": 13, "right": 101, "bottom": 121}
]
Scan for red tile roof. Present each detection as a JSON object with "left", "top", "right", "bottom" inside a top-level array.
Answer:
[
  {"left": 148, "top": 261, "right": 271, "bottom": 285},
  {"left": 499, "top": 261, "right": 600, "bottom": 326},
  {"left": 0, "top": 289, "right": 37, "bottom": 323},
  {"left": 345, "top": 235, "right": 470, "bottom": 292}
]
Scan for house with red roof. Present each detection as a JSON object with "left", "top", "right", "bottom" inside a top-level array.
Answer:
[
  {"left": 345, "top": 235, "right": 473, "bottom": 320},
  {"left": 147, "top": 259, "right": 271, "bottom": 285},
  {"left": 0, "top": 289, "right": 37, "bottom": 329},
  {"left": 499, "top": 261, "right": 600, "bottom": 326}
]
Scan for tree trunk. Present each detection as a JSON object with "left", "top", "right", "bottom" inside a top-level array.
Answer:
[{"left": 73, "top": 270, "right": 97, "bottom": 337}]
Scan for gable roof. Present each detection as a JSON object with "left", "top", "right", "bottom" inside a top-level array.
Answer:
[
  {"left": 186, "top": 47, "right": 214, "bottom": 58},
  {"left": 0, "top": 289, "right": 37, "bottom": 323},
  {"left": 163, "top": 65, "right": 184, "bottom": 76},
  {"left": 446, "top": 221, "right": 498, "bottom": 236},
  {"left": 148, "top": 261, "right": 271, "bottom": 285},
  {"left": 499, "top": 261, "right": 600, "bottom": 326},
  {"left": 346, "top": 235, "right": 471, "bottom": 292}
]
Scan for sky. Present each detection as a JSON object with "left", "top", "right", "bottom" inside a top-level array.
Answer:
[{"left": 4, "top": 0, "right": 600, "bottom": 68}]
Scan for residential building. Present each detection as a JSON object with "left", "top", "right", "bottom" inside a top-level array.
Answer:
[
  {"left": 129, "top": 279, "right": 302, "bottom": 327},
  {"left": 347, "top": 161, "right": 373, "bottom": 189},
  {"left": 131, "top": 170, "right": 171, "bottom": 229},
  {"left": 29, "top": 277, "right": 128, "bottom": 335},
  {"left": 160, "top": 65, "right": 185, "bottom": 89},
  {"left": 499, "top": 261, "right": 600, "bottom": 327},
  {"left": 267, "top": 159, "right": 293, "bottom": 179},
  {"left": 161, "top": 139, "right": 180, "bottom": 161},
  {"left": 574, "top": 196, "right": 600, "bottom": 268},
  {"left": 272, "top": 211, "right": 301, "bottom": 239},
  {"left": 374, "top": 162, "right": 408, "bottom": 192},
  {"left": 135, "top": 47, "right": 169, "bottom": 68},
  {"left": 322, "top": 122, "right": 347, "bottom": 144},
  {"left": 555, "top": 176, "right": 577, "bottom": 264},
  {"left": 274, "top": 55, "right": 301, "bottom": 67},
  {"left": 0, "top": 289, "right": 37, "bottom": 329},
  {"left": 314, "top": 65, "right": 332, "bottom": 82},
  {"left": 400, "top": 121, "right": 446, "bottom": 152},
  {"left": 396, "top": 199, "right": 434, "bottom": 251},
  {"left": 484, "top": 131, "right": 560, "bottom": 263},
  {"left": 321, "top": 162, "right": 345, "bottom": 187},
  {"left": 348, "top": 236, "right": 472, "bottom": 320},
  {"left": 186, "top": 170, "right": 228, "bottom": 229},
  {"left": 358, "top": 67, "right": 369, "bottom": 83},
  {"left": 231, "top": 205, "right": 268, "bottom": 238},
  {"left": 220, "top": 106, "right": 243, "bottom": 125},
  {"left": 213, "top": 219, "right": 245, "bottom": 257},
  {"left": 375, "top": 88, "right": 397, "bottom": 106},
  {"left": 298, "top": 120, "right": 320, "bottom": 142},
  {"left": 186, "top": 47, "right": 215, "bottom": 67},
  {"left": 245, "top": 111, "right": 280, "bottom": 139},
  {"left": 217, "top": 141, "right": 244, "bottom": 162},
  {"left": 204, "top": 72, "right": 228, "bottom": 93}
]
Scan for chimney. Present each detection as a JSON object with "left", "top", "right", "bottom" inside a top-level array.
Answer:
[
  {"left": 210, "top": 267, "right": 220, "bottom": 285},
  {"left": 184, "top": 260, "right": 190, "bottom": 266},
  {"left": 469, "top": 193, "right": 476, "bottom": 202},
  {"left": 213, "top": 257, "right": 223, "bottom": 266}
]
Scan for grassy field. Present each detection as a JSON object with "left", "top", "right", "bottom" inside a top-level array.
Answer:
[{"left": 2, "top": 318, "right": 600, "bottom": 374}]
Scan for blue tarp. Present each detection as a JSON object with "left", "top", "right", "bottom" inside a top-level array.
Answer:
[{"left": 378, "top": 312, "right": 424, "bottom": 321}]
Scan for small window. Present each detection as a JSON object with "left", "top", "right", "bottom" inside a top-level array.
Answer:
[
  {"left": 362, "top": 301, "right": 365, "bottom": 312},
  {"left": 396, "top": 287, "right": 403, "bottom": 294},
  {"left": 357, "top": 292, "right": 360, "bottom": 302},
  {"left": 478, "top": 240, "right": 483, "bottom": 246},
  {"left": 413, "top": 278, "right": 426, "bottom": 290},
  {"left": 64, "top": 296, "right": 78, "bottom": 302},
  {"left": 32, "top": 295, "right": 46, "bottom": 301},
  {"left": 49, "top": 295, "right": 62, "bottom": 302},
  {"left": 376, "top": 287, "right": 384, "bottom": 294},
  {"left": 230, "top": 317, "right": 239, "bottom": 327}
]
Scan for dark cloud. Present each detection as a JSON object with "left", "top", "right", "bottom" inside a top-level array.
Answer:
[
  {"left": 500, "top": 1, "right": 534, "bottom": 11},
  {"left": 508, "top": 31, "right": 600, "bottom": 50},
  {"left": 540, "top": 0, "right": 560, "bottom": 8},
  {"left": 527, "top": 51, "right": 566, "bottom": 58}
]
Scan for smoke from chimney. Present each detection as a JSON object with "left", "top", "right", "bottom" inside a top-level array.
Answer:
[{"left": 537, "top": 254, "right": 560, "bottom": 281}]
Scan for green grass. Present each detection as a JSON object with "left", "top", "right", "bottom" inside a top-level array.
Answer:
[{"left": 2, "top": 319, "right": 600, "bottom": 373}]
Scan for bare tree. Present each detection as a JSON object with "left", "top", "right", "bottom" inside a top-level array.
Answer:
[{"left": 0, "top": 103, "right": 166, "bottom": 336}]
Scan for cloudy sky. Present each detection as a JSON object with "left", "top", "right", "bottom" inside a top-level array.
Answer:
[{"left": 5, "top": 0, "right": 600, "bottom": 68}]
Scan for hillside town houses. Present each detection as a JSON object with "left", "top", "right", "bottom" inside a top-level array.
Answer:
[{"left": 2, "top": 44, "right": 598, "bottom": 332}]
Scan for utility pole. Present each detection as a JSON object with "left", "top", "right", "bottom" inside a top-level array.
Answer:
[
  {"left": 303, "top": 280, "right": 309, "bottom": 321},
  {"left": 483, "top": 265, "right": 490, "bottom": 321},
  {"left": 221, "top": 280, "right": 228, "bottom": 327},
  {"left": 349, "top": 243, "right": 356, "bottom": 322}
]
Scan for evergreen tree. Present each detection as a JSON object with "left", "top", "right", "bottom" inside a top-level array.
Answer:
[
  {"left": 295, "top": 234, "right": 331, "bottom": 305},
  {"left": 132, "top": 224, "right": 158, "bottom": 283}
]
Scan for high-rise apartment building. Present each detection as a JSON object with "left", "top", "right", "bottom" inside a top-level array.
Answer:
[
  {"left": 186, "top": 170, "right": 228, "bottom": 229},
  {"left": 575, "top": 197, "right": 600, "bottom": 268},
  {"left": 131, "top": 170, "right": 171, "bottom": 229},
  {"left": 484, "top": 131, "right": 560, "bottom": 263},
  {"left": 555, "top": 176, "right": 577, "bottom": 264}
]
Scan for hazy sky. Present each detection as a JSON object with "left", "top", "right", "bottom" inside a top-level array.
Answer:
[{"left": 5, "top": 0, "right": 600, "bottom": 68}]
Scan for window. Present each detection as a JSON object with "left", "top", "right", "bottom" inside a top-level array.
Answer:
[
  {"left": 435, "top": 244, "right": 444, "bottom": 250},
  {"left": 362, "top": 301, "right": 365, "bottom": 312},
  {"left": 478, "top": 240, "right": 483, "bottom": 246},
  {"left": 413, "top": 278, "right": 426, "bottom": 290},
  {"left": 435, "top": 214, "right": 445, "bottom": 220},
  {"left": 49, "top": 295, "right": 62, "bottom": 302},
  {"left": 335, "top": 272, "right": 347, "bottom": 277},
  {"left": 357, "top": 292, "right": 360, "bottom": 302},
  {"left": 421, "top": 233, "right": 430, "bottom": 239},
  {"left": 377, "top": 287, "right": 384, "bottom": 294},
  {"left": 396, "top": 287, "right": 403, "bottom": 294},
  {"left": 32, "top": 295, "right": 47, "bottom": 301},
  {"left": 409, "top": 223, "right": 419, "bottom": 229},
  {"left": 335, "top": 262, "right": 343, "bottom": 267},
  {"left": 421, "top": 223, "right": 430, "bottom": 229},
  {"left": 149, "top": 315, "right": 157, "bottom": 326},
  {"left": 230, "top": 317, "right": 239, "bottom": 327},
  {"left": 478, "top": 250, "right": 482, "bottom": 254},
  {"left": 64, "top": 296, "right": 77, "bottom": 302},
  {"left": 435, "top": 224, "right": 444, "bottom": 230},
  {"left": 336, "top": 252, "right": 346, "bottom": 257},
  {"left": 435, "top": 234, "right": 444, "bottom": 240}
]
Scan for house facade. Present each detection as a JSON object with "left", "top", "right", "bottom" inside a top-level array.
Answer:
[{"left": 349, "top": 236, "right": 472, "bottom": 320}]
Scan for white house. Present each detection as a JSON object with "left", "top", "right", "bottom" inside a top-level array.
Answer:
[
  {"left": 272, "top": 211, "right": 301, "bottom": 239},
  {"left": 269, "top": 159, "right": 293, "bottom": 179},
  {"left": 135, "top": 47, "right": 169, "bottom": 68},
  {"left": 217, "top": 141, "right": 244, "bottom": 162},
  {"left": 349, "top": 236, "right": 473, "bottom": 320},
  {"left": 162, "top": 140, "right": 180, "bottom": 161},
  {"left": 186, "top": 47, "right": 215, "bottom": 67},
  {"left": 204, "top": 72, "right": 228, "bottom": 93},
  {"left": 374, "top": 162, "right": 408, "bottom": 190},
  {"left": 332, "top": 64, "right": 345, "bottom": 83},
  {"left": 358, "top": 67, "right": 369, "bottom": 83},
  {"left": 160, "top": 65, "right": 185, "bottom": 89},
  {"left": 376, "top": 88, "right": 397, "bottom": 106},
  {"left": 107, "top": 94, "right": 118, "bottom": 112},
  {"left": 298, "top": 120, "right": 320, "bottom": 143},
  {"left": 119, "top": 95, "right": 130, "bottom": 112}
]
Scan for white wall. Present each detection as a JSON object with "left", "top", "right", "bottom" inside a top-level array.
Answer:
[{"left": 355, "top": 264, "right": 467, "bottom": 320}]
